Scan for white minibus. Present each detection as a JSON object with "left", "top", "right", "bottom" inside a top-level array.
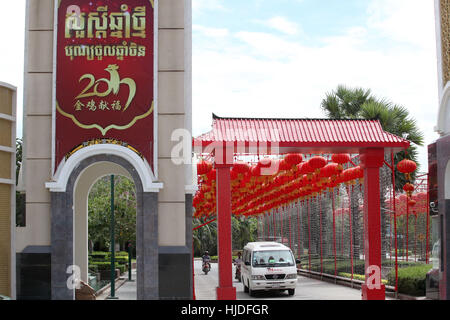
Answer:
[{"left": 240, "top": 242, "right": 299, "bottom": 296}]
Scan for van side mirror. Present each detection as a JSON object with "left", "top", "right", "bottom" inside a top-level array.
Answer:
[
  {"left": 295, "top": 259, "right": 301, "bottom": 264},
  {"left": 245, "top": 261, "right": 250, "bottom": 266}
]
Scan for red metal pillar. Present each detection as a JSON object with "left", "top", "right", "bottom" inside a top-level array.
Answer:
[
  {"left": 332, "top": 189, "right": 337, "bottom": 278},
  {"left": 406, "top": 196, "right": 409, "bottom": 262},
  {"left": 360, "top": 148, "right": 386, "bottom": 300},
  {"left": 319, "top": 195, "right": 323, "bottom": 274},
  {"left": 348, "top": 186, "right": 354, "bottom": 281},
  {"left": 297, "top": 202, "right": 301, "bottom": 259},
  {"left": 391, "top": 151, "right": 398, "bottom": 292},
  {"left": 215, "top": 163, "right": 236, "bottom": 300},
  {"left": 288, "top": 205, "right": 292, "bottom": 249},
  {"left": 307, "top": 198, "right": 312, "bottom": 271}
]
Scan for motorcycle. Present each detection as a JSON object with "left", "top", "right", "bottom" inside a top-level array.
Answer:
[{"left": 202, "top": 260, "right": 211, "bottom": 275}]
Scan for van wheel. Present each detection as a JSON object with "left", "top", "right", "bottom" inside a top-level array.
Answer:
[
  {"left": 243, "top": 280, "right": 249, "bottom": 293},
  {"left": 288, "top": 289, "right": 295, "bottom": 296},
  {"left": 248, "top": 282, "right": 255, "bottom": 297}
]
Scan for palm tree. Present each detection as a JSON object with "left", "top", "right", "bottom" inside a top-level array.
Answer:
[
  {"left": 193, "top": 218, "right": 217, "bottom": 257},
  {"left": 321, "top": 85, "right": 424, "bottom": 184},
  {"left": 321, "top": 85, "right": 425, "bottom": 259}
]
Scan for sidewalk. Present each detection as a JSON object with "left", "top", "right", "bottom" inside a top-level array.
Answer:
[{"left": 97, "top": 269, "right": 137, "bottom": 300}]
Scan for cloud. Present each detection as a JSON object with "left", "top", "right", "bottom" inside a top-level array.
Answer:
[
  {"left": 192, "top": 0, "right": 228, "bottom": 16},
  {"left": 256, "top": 16, "right": 302, "bottom": 36},
  {"left": 0, "top": 1, "right": 25, "bottom": 137},
  {"left": 192, "top": 1, "right": 439, "bottom": 169},
  {"left": 367, "top": 0, "right": 437, "bottom": 51},
  {"left": 193, "top": 25, "right": 229, "bottom": 38}
]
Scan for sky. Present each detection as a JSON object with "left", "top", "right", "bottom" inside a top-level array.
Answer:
[{"left": 0, "top": 0, "right": 441, "bottom": 171}]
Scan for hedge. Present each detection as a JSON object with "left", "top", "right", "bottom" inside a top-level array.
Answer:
[
  {"left": 387, "top": 264, "right": 432, "bottom": 296},
  {"left": 90, "top": 261, "right": 126, "bottom": 274},
  {"left": 338, "top": 272, "right": 388, "bottom": 285},
  {"left": 89, "top": 251, "right": 129, "bottom": 264},
  {"left": 299, "top": 258, "right": 366, "bottom": 275}
]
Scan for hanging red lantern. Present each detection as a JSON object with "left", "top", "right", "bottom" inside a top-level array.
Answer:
[
  {"left": 232, "top": 161, "right": 250, "bottom": 174},
  {"left": 320, "top": 163, "right": 339, "bottom": 178},
  {"left": 250, "top": 165, "right": 261, "bottom": 177},
  {"left": 284, "top": 153, "right": 303, "bottom": 168},
  {"left": 298, "top": 162, "right": 310, "bottom": 175},
  {"left": 331, "top": 153, "right": 350, "bottom": 172},
  {"left": 206, "top": 168, "right": 216, "bottom": 182},
  {"left": 197, "top": 160, "right": 212, "bottom": 176},
  {"left": 278, "top": 159, "right": 291, "bottom": 171},
  {"left": 403, "top": 183, "right": 414, "bottom": 193},
  {"left": 308, "top": 156, "right": 327, "bottom": 174},
  {"left": 397, "top": 159, "right": 417, "bottom": 180}
]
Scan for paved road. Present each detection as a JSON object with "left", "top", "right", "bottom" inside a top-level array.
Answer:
[
  {"left": 194, "top": 260, "right": 363, "bottom": 300},
  {"left": 110, "top": 261, "right": 367, "bottom": 300}
]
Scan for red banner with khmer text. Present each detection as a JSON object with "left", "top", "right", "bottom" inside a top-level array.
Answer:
[{"left": 55, "top": 0, "right": 155, "bottom": 173}]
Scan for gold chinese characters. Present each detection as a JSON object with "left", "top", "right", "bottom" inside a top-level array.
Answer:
[{"left": 75, "top": 64, "right": 136, "bottom": 112}]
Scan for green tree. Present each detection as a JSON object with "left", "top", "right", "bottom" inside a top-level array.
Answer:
[
  {"left": 321, "top": 85, "right": 425, "bottom": 258},
  {"left": 321, "top": 85, "right": 424, "bottom": 179},
  {"left": 232, "top": 216, "right": 258, "bottom": 250},
  {"left": 15, "top": 138, "right": 25, "bottom": 226},
  {"left": 16, "top": 137, "right": 22, "bottom": 182},
  {"left": 88, "top": 175, "right": 136, "bottom": 252},
  {"left": 193, "top": 218, "right": 217, "bottom": 257}
]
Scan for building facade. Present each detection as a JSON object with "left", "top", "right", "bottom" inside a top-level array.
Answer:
[
  {"left": 16, "top": 0, "right": 193, "bottom": 300},
  {"left": 434, "top": 0, "right": 450, "bottom": 300},
  {"left": 0, "top": 82, "right": 16, "bottom": 299}
]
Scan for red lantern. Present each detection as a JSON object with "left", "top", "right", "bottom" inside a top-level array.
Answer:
[
  {"left": 278, "top": 159, "right": 291, "bottom": 171},
  {"left": 403, "top": 183, "right": 414, "bottom": 193},
  {"left": 308, "top": 156, "right": 327, "bottom": 173},
  {"left": 397, "top": 159, "right": 417, "bottom": 180},
  {"left": 320, "top": 163, "right": 339, "bottom": 178},
  {"left": 250, "top": 165, "right": 261, "bottom": 177},
  {"left": 232, "top": 161, "right": 250, "bottom": 175},
  {"left": 206, "top": 168, "right": 216, "bottom": 182},
  {"left": 299, "top": 162, "right": 313, "bottom": 175},
  {"left": 197, "top": 160, "right": 212, "bottom": 175},
  {"left": 331, "top": 153, "right": 350, "bottom": 171},
  {"left": 284, "top": 153, "right": 303, "bottom": 167}
]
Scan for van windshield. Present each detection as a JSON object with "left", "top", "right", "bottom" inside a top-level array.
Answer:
[{"left": 252, "top": 250, "right": 294, "bottom": 267}]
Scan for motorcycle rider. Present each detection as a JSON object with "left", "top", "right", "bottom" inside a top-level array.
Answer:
[
  {"left": 234, "top": 251, "right": 242, "bottom": 281},
  {"left": 202, "top": 251, "right": 211, "bottom": 270}
]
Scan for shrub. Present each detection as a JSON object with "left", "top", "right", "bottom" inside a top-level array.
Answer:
[
  {"left": 90, "top": 251, "right": 108, "bottom": 258},
  {"left": 114, "top": 251, "right": 129, "bottom": 257},
  {"left": 339, "top": 272, "right": 388, "bottom": 285},
  {"left": 111, "top": 256, "right": 128, "bottom": 265},
  {"left": 90, "top": 261, "right": 123, "bottom": 271},
  {"left": 90, "top": 251, "right": 129, "bottom": 263},
  {"left": 387, "top": 264, "right": 432, "bottom": 296}
]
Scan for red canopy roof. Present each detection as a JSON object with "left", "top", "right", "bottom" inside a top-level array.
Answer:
[{"left": 194, "top": 114, "right": 410, "bottom": 155}]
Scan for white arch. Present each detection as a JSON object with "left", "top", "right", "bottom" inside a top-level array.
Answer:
[
  {"left": 437, "top": 82, "right": 450, "bottom": 136},
  {"left": 73, "top": 161, "right": 133, "bottom": 283},
  {"left": 45, "top": 144, "right": 163, "bottom": 192}
]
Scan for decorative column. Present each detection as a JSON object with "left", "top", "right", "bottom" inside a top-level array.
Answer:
[
  {"left": 215, "top": 142, "right": 236, "bottom": 300},
  {"left": 360, "top": 148, "right": 386, "bottom": 300}
]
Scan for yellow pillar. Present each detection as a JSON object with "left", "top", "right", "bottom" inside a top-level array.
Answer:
[{"left": 0, "top": 82, "right": 16, "bottom": 298}]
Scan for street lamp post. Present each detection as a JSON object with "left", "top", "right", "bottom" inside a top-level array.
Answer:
[{"left": 107, "top": 175, "right": 118, "bottom": 299}]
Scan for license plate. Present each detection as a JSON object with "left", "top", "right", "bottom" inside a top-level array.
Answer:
[{"left": 272, "top": 283, "right": 280, "bottom": 288}]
